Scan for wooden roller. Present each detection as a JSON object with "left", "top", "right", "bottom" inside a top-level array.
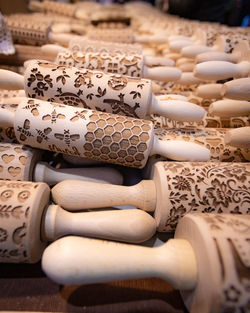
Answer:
[
  {"left": 0, "top": 180, "right": 156, "bottom": 263},
  {"left": 153, "top": 127, "right": 250, "bottom": 162},
  {"left": 222, "top": 78, "right": 250, "bottom": 100},
  {"left": 0, "top": 60, "right": 205, "bottom": 122},
  {"left": 52, "top": 161, "right": 250, "bottom": 232},
  {"left": 55, "top": 50, "right": 181, "bottom": 82},
  {"left": 225, "top": 127, "right": 250, "bottom": 149},
  {"left": 0, "top": 98, "right": 210, "bottom": 168},
  {"left": 42, "top": 213, "right": 250, "bottom": 313},
  {"left": 0, "top": 142, "right": 123, "bottom": 185},
  {"left": 209, "top": 99, "right": 250, "bottom": 117}
]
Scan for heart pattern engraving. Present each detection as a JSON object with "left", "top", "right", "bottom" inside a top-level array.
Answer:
[{"left": 2, "top": 154, "right": 15, "bottom": 164}]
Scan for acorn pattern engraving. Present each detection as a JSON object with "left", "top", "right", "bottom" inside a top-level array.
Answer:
[
  {"left": 15, "top": 98, "right": 153, "bottom": 168},
  {"left": 56, "top": 51, "right": 144, "bottom": 78},
  {"left": 154, "top": 128, "right": 250, "bottom": 162},
  {"left": 159, "top": 162, "right": 250, "bottom": 232},
  {"left": 0, "top": 180, "right": 46, "bottom": 263},
  {"left": 24, "top": 60, "right": 151, "bottom": 118},
  {"left": 196, "top": 213, "right": 250, "bottom": 312},
  {"left": 0, "top": 143, "right": 40, "bottom": 181}
]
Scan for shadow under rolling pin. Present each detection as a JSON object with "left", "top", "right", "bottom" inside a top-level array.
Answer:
[
  {"left": 0, "top": 180, "right": 156, "bottom": 263},
  {"left": 0, "top": 60, "right": 205, "bottom": 122},
  {"left": 42, "top": 213, "right": 250, "bottom": 313},
  {"left": 52, "top": 161, "right": 250, "bottom": 232},
  {"left": 0, "top": 142, "right": 123, "bottom": 185},
  {"left": 0, "top": 98, "right": 210, "bottom": 168}
]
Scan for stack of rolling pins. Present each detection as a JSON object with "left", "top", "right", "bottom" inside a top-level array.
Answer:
[{"left": 0, "top": 2, "right": 249, "bottom": 313}]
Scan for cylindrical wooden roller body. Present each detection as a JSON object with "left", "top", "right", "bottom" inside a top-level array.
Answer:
[
  {"left": 154, "top": 128, "right": 250, "bottom": 162},
  {"left": 42, "top": 0, "right": 77, "bottom": 18},
  {"left": 153, "top": 161, "right": 250, "bottom": 231},
  {"left": 42, "top": 213, "right": 250, "bottom": 313},
  {"left": 0, "top": 143, "right": 41, "bottom": 181},
  {"left": 56, "top": 51, "right": 144, "bottom": 78},
  {"left": 14, "top": 98, "right": 154, "bottom": 169},
  {"left": 24, "top": 60, "right": 151, "bottom": 119},
  {"left": 4, "top": 18, "right": 51, "bottom": 46},
  {"left": 176, "top": 213, "right": 250, "bottom": 313},
  {"left": 0, "top": 180, "right": 49, "bottom": 263}
]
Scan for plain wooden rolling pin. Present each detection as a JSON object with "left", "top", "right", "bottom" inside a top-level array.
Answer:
[
  {"left": 0, "top": 180, "right": 156, "bottom": 264},
  {"left": 0, "top": 142, "right": 123, "bottom": 185},
  {"left": 0, "top": 60, "right": 206, "bottom": 122},
  {"left": 225, "top": 127, "right": 250, "bottom": 149},
  {"left": 55, "top": 50, "right": 181, "bottom": 82},
  {"left": 42, "top": 213, "right": 250, "bottom": 313},
  {"left": 0, "top": 98, "right": 210, "bottom": 168},
  {"left": 52, "top": 161, "right": 250, "bottom": 232}
]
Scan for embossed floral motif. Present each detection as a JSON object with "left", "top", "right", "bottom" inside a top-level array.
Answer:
[
  {"left": 221, "top": 165, "right": 249, "bottom": 183},
  {"left": 224, "top": 285, "right": 241, "bottom": 303},
  {"left": 27, "top": 68, "right": 53, "bottom": 97},
  {"left": 0, "top": 228, "right": 7, "bottom": 242},
  {"left": 207, "top": 179, "right": 233, "bottom": 208},
  {"left": 172, "top": 176, "right": 191, "bottom": 191}
]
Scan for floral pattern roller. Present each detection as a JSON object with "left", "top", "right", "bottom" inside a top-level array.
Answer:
[
  {"left": 56, "top": 51, "right": 144, "bottom": 78},
  {"left": 153, "top": 162, "right": 250, "bottom": 232},
  {"left": 24, "top": 60, "right": 151, "bottom": 119},
  {"left": 176, "top": 213, "right": 250, "bottom": 313}
]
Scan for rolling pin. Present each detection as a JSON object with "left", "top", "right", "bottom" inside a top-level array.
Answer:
[
  {"left": 0, "top": 142, "right": 123, "bottom": 185},
  {"left": 153, "top": 127, "right": 250, "bottom": 162},
  {"left": 42, "top": 213, "right": 250, "bottom": 313},
  {"left": 0, "top": 180, "right": 156, "bottom": 263},
  {"left": 209, "top": 99, "right": 250, "bottom": 117},
  {"left": 0, "top": 98, "right": 210, "bottom": 168},
  {"left": 225, "top": 127, "right": 250, "bottom": 149},
  {"left": 194, "top": 55, "right": 250, "bottom": 81},
  {"left": 52, "top": 161, "right": 250, "bottom": 232},
  {"left": 4, "top": 17, "right": 80, "bottom": 47},
  {"left": 222, "top": 78, "right": 250, "bottom": 100},
  {"left": 0, "top": 60, "right": 205, "bottom": 122},
  {"left": 55, "top": 50, "right": 179, "bottom": 82}
]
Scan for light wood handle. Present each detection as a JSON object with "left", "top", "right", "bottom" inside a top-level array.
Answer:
[
  {"left": 209, "top": 99, "right": 250, "bottom": 117},
  {"left": 51, "top": 179, "right": 156, "bottom": 212},
  {"left": 42, "top": 236, "right": 197, "bottom": 289},
  {"left": 41, "top": 44, "right": 66, "bottom": 57},
  {"left": 224, "top": 127, "right": 250, "bottom": 148},
  {"left": 135, "top": 34, "right": 167, "bottom": 44},
  {"left": 151, "top": 138, "right": 210, "bottom": 161},
  {"left": 0, "top": 70, "right": 24, "bottom": 90},
  {"left": 43, "top": 206, "right": 156, "bottom": 243},
  {"left": 169, "top": 40, "right": 194, "bottom": 53},
  {"left": 196, "top": 84, "right": 223, "bottom": 99},
  {"left": 194, "top": 61, "right": 250, "bottom": 80},
  {"left": 222, "top": 78, "right": 250, "bottom": 100},
  {"left": 150, "top": 96, "right": 206, "bottom": 122},
  {"left": 181, "top": 45, "right": 213, "bottom": 58},
  {"left": 33, "top": 162, "right": 123, "bottom": 185},
  {"left": 142, "top": 66, "right": 181, "bottom": 82},
  {"left": 178, "top": 72, "right": 204, "bottom": 85},
  {"left": 48, "top": 32, "right": 80, "bottom": 46},
  {"left": 196, "top": 51, "right": 238, "bottom": 63},
  {"left": 0, "top": 107, "right": 15, "bottom": 127}
]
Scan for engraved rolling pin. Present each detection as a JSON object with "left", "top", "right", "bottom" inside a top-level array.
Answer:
[
  {"left": 42, "top": 213, "right": 250, "bottom": 313},
  {"left": 55, "top": 50, "right": 181, "bottom": 82},
  {"left": 153, "top": 128, "right": 250, "bottom": 162},
  {"left": 52, "top": 161, "right": 250, "bottom": 232},
  {"left": 0, "top": 142, "right": 123, "bottom": 185},
  {"left": 0, "top": 60, "right": 206, "bottom": 122},
  {"left": 0, "top": 98, "right": 210, "bottom": 168},
  {"left": 0, "top": 180, "right": 156, "bottom": 263}
]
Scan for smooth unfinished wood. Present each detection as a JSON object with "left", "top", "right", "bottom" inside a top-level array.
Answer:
[
  {"left": 209, "top": 99, "right": 250, "bottom": 117},
  {"left": 222, "top": 78, "right": 250, "bottom": 100},
  {"left": 224, "top": 127, "right": 250, "bottom": 148},
  {"left": 196, "top": 83, "right": 223, "bottom": 99}
]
